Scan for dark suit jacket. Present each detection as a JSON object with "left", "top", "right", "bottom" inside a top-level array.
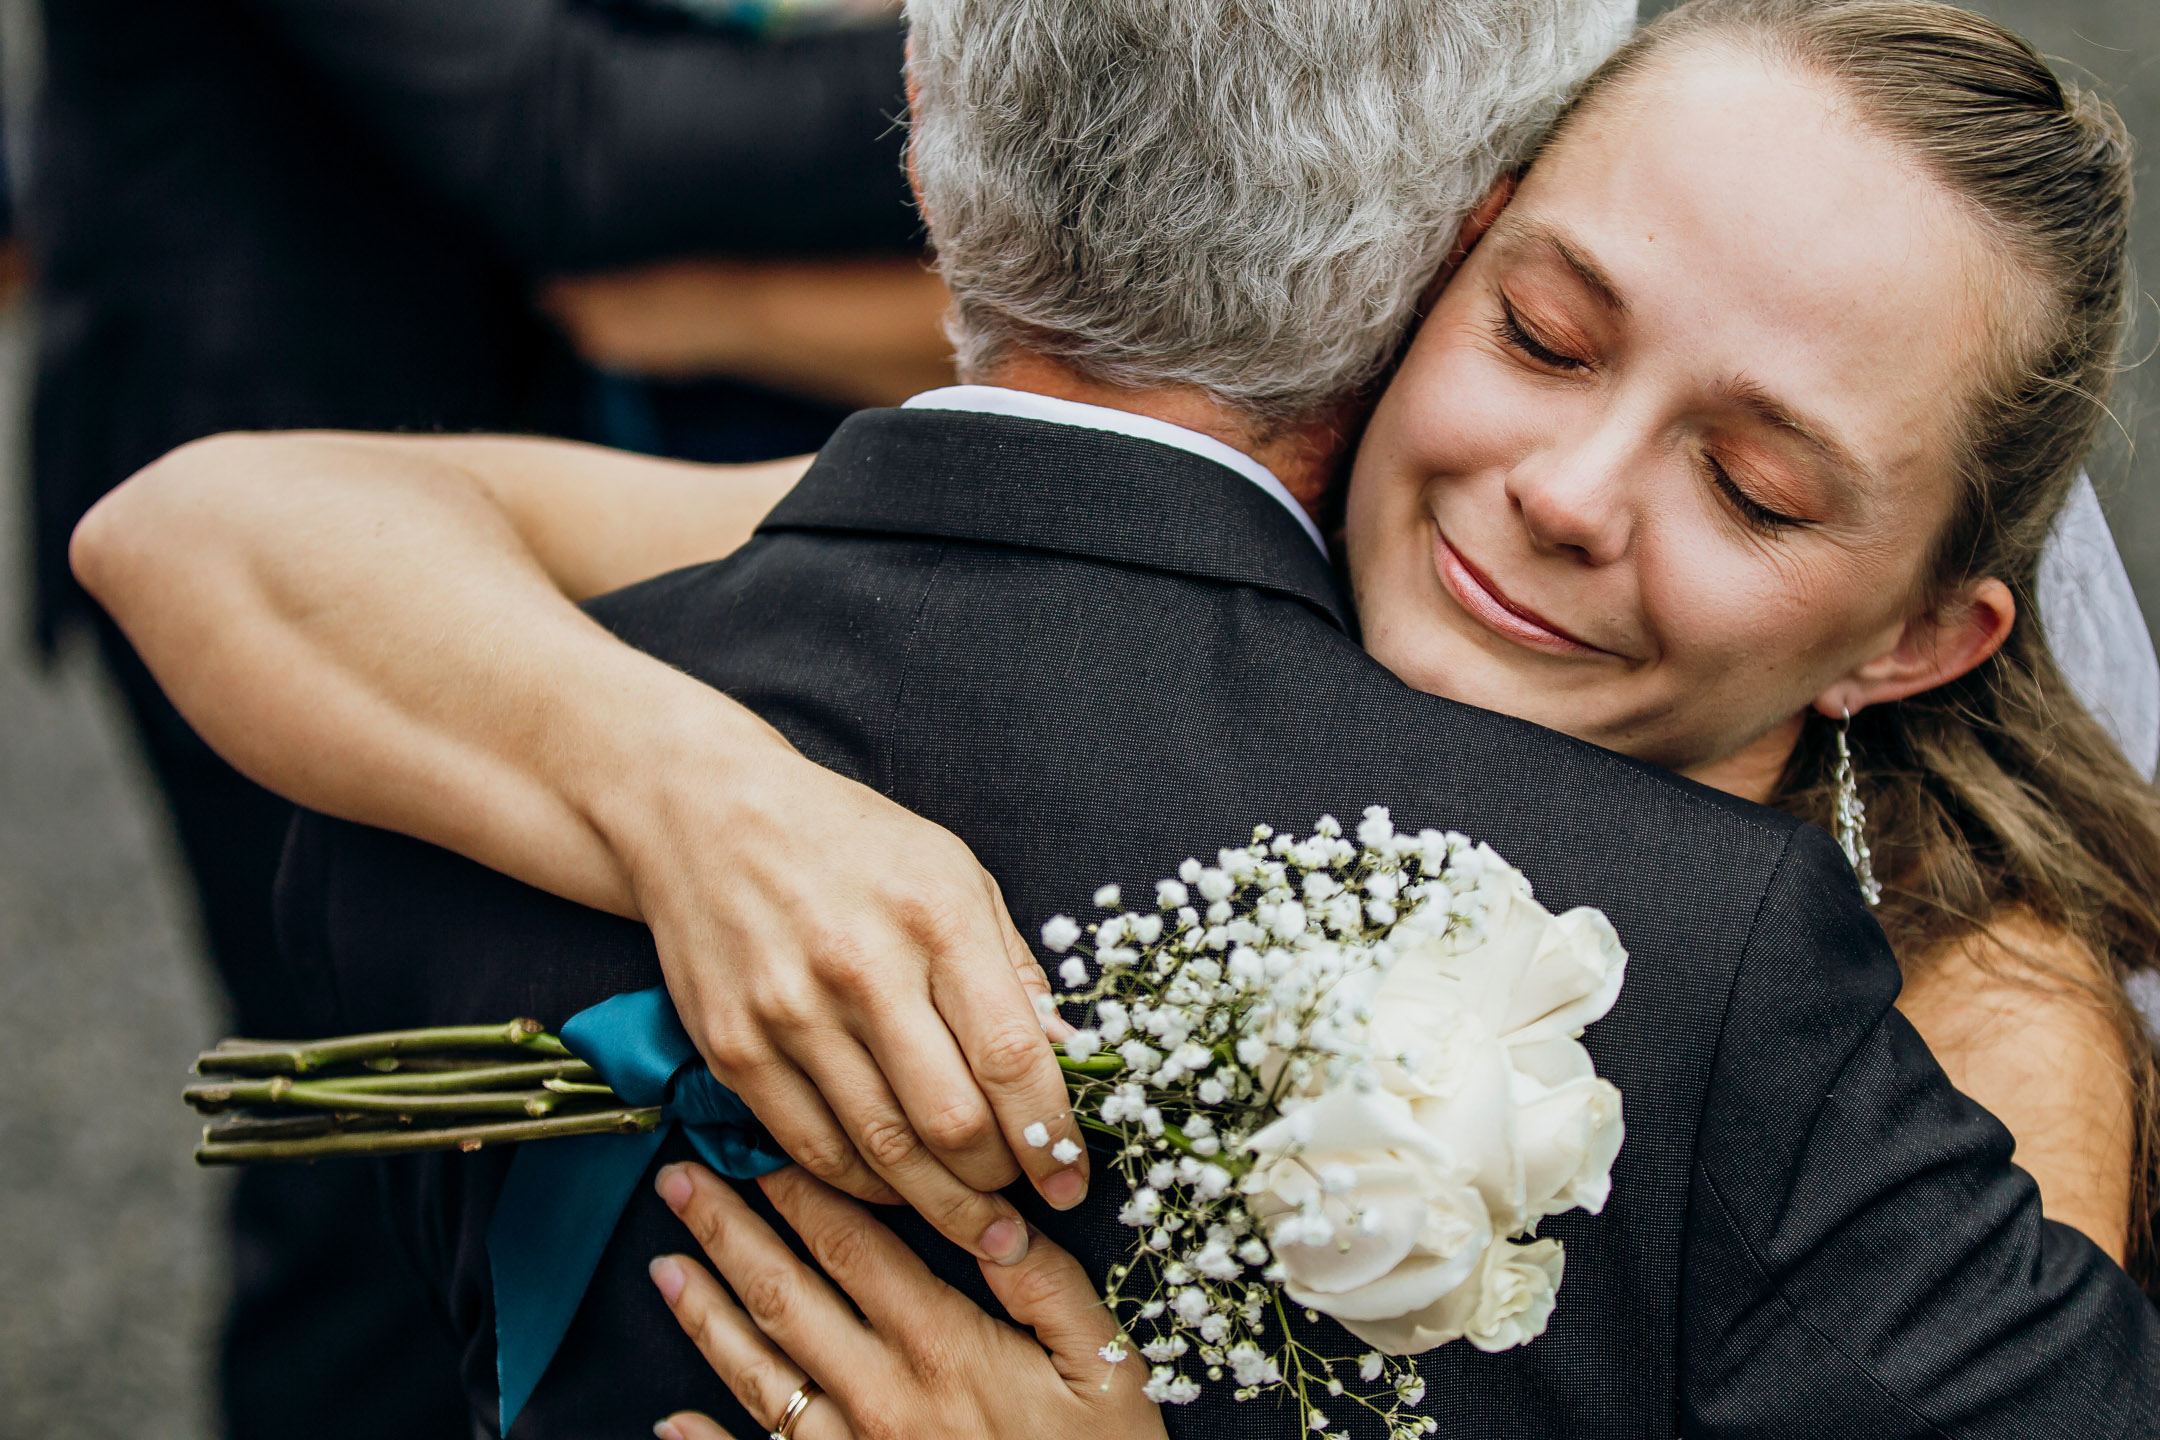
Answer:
[
  {"left": 279, "top": 408, "right": 2160, "bottom": 1438},
  {"left": 30, "top": 0, "right": 915, "bottom": 650}
]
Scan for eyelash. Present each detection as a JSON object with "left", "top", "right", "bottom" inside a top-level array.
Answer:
[
  {"left": 1705, "top": 453, "right": 1804, "bottom": 535},
  {"left": 1493, "top": 296, "right": 1589, "bottom": 372},
  {"left": 1493, "top": 289, "right": 1807, "bottom": 537}
]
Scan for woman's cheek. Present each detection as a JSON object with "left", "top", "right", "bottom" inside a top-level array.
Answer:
[{"left": 1640, "top": 534, "right": 1842, "bottom": 725}]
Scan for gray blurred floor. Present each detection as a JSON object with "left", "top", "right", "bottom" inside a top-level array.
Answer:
[
  {"left": 0, "top": 4, "right": 2155, "bottom": 1439},
  {"left": 0, "top": 306, "right": 228, "bottom": 1439}
]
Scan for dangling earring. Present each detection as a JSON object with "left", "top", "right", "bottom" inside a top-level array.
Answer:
[{"left": 1833, "top": 707, "right": 1882, "bottom": 907}]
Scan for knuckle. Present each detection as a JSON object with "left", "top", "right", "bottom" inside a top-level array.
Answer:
[
  {"left": 815, "top": 1214, "right": 880, "bottom": 1281},
  {"left": 901, "top": 890, "right": 978, "bottom": 958},
  {"left": 699, "top": 1026, "right": 767, "bottom": 1085},
  {"left": 855, "top": 1111, "right": 925, "bottom": 1172},
  {"left": 806, "top": 925, "right": 879, "bottom": 993},
  {"left": 970, "top": 1023, "right": 1051, "bottom": 1090},
  {"left": 682, "top": 1191, "right": 734, "bottom": 1254},
  {"left": 916, "top": 1097, "right": 996, "bottom": 1156},
  {"left": 903, "top": 1332, "right": 966, "bottom": 1390},
  {"left": 756, "top": 975, "right": 827, "bottom": 1033},
  {"left": 735, "top": 1266, "right": 797, "bottom": 1329},
  {"left": 1005, "top": 1257, "right": 1067, "bottom": 1314},
  {"left": 739, "top": 1358, "right": 795, "bottom": 1427},
  {"left": 787, "top": 1129, "right": 860, "bottom": 1184}
]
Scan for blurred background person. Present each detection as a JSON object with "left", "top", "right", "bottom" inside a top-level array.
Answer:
[{"left": 22, "top": 0, "right": 943, "bottom": 1435}]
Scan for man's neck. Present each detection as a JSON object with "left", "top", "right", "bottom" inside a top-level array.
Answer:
[{"left": 977, "top": 353, "right": 1351, "bottom": 520}]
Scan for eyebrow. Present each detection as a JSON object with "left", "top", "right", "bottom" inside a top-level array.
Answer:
[
  {"left": 1719, "top": 377, "right": 1877, "bottom": 490},
  {"left": 1505, "top": 222, "right": 1630, "bottom": 317},
  {"left": 1498, "top": 219, "right": 1875, "bottom": 489}
]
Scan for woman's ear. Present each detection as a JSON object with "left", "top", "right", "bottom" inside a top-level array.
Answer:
[
  {"left": 1417, "top": 174, "right": 1517, "bottom": 313},
  {"left": 1814, "top": 577, "right": 2017, "bottom": 719}
]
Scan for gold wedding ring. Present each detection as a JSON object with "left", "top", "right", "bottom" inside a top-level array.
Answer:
[{"left": 770, "top": 1379, "right": 822, "bottom": 1440}]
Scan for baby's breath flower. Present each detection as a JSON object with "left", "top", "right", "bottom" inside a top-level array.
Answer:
[
  {"left": 1022, "top": 1122, "right": 1050, "bottom": 1148},
  {"left": 1043, "top": 811, "right": 1618, "bottom": 1439}
]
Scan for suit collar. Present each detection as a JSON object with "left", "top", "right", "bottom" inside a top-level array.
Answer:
[{"left": 759, "top": 408, "right": 1351, "bottom": 633}]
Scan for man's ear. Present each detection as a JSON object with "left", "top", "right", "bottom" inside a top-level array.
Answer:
[
  {"left": 1814, "top": 577, "right": 2016, "bottom": 719},
  {"left": 1417, "top": 174, "right": 1517, "bottom": 313},
  {"left": 903, "top": 42, "right": 928, "bottom": 221}
]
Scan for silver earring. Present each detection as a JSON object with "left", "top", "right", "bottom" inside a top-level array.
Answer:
[{"left": 1833, "top": 707, "right": 1881, "bottom": 906}]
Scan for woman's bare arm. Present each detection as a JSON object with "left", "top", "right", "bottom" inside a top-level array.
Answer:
[
  {"left": 77, "top": 431, "right": 804, "bottom": 915},
  {"left": 71, "top": 430, "right": 1090, "bottom": 1261},
  {"left": 1897, "top": 915, "right": 2135, "bottom": 1262}
]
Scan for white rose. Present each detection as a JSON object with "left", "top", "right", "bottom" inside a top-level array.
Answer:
[
  {"left": 1328, "top": 1235, "right": 1565, "bottom": 1356},
  {"left": 1361, "top": 879, "right": 1628, "bottom": 1231},
  {"left": 1462, "top": 1237, "right": 1565, "bottom": 1352},
  {"left": 1242, "top": 1086, "right": 1493, "bottom": 1345},
  {"left": 1383, "top": 888, "right": 1626, "bottom": 1051},
  {"left": 1510, "top": 1038, "right": 1624, "bottom": 1218}
]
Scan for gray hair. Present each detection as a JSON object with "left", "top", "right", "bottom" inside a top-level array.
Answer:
[{"left": 904, "top": 0, "right": 1636, "bottom": 423}]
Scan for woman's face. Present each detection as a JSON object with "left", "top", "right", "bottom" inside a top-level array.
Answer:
[{"left": 1344, "top": 50, "right": 2017, "bottom": 784}]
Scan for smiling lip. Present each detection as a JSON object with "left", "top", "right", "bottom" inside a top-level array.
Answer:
[{"left": 1433, "top": 532, "right": 1608, "bottom": 657}]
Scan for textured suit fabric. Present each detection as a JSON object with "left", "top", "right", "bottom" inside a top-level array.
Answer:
[{"left": 280, "top": 408, "right": 2160, "bottom": 1439}]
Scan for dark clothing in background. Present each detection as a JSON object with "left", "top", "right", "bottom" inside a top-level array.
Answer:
[
  {"left": 282, "top": 408, "right": 2160, "bottom": 1438},
  {"left": 28, "top": 2, "right": 913, "bottom": 1435}
]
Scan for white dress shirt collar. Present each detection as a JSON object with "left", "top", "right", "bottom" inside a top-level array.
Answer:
[{"left": 901, "top": 385, "right": 1329, "bottom": 556}]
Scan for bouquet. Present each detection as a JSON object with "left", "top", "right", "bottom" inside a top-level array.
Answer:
[{"left": 186, "top": 808, "right": 1627, "bottom": 1439}]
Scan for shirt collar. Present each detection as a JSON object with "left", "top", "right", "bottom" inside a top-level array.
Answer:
[{"left": 902, "top": 385, "right": 1329, "bottom": 556}]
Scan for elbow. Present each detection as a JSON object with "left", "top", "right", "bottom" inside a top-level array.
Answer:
[{"left": 71, "top": 431, "right": 257, "bottom": 611}]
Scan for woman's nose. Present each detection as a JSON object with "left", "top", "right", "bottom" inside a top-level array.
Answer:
[{"left": 1505, "top": 446, "right": 1633, "bottom": 566}]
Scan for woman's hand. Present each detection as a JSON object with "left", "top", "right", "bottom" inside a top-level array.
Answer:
[
  {"left": 646, "top": 1162, "right": 1167, "bottom": 1440},
  {"left": 608, "top": 714, "right": 1092, "bottom": 1267}
]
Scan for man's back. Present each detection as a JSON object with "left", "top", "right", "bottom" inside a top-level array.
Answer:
[{"left": 283, "top": 409, "right": 2160, "bottom": 1437}]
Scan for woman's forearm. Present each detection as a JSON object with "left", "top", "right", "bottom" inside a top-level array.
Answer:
[
  {"left": 1897, "top": 917, "right": 2135, "bottom": 1261},
  {"left": 71, "top": 431, "right": 806, "bottom": 918}
]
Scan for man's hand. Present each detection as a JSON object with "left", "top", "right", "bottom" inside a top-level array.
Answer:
[{"left": 593, "top": 703, "right": 1089, "bottom": 1268}]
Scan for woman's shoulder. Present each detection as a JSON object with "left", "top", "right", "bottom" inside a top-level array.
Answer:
[{"left": 1896, "top": 909, "right": 2136, "bottom": 1263}]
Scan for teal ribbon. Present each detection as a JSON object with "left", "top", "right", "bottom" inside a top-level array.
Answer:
[{"left": 487, "top": 987, "right": 787, "bottom": 1435}]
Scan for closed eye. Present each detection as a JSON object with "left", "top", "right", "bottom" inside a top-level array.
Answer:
[
  {"left": 1706, "top": 453, "right": 1805, "bottom": 534},
  {"left": 1493, "top": 293, "right": 1590, "bottom": 373}
]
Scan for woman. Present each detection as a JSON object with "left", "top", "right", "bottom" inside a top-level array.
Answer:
[{"left": 73, "top": 1, "right": 2160, "bottom": 1435}]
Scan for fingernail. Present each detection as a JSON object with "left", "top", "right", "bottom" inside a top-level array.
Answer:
[
  {"left": 981, "top": 1216, "right": 1030, "bottom": 1266},
  {"left": 649, "top": 1255, "right": 686, "bottom": 1305},
  {"left": 655, "top": 1164, "right": 692, "bottom": 1212},
  {"left": 1043, "top": 1167, "right": 1086, "bottom": 1210},
  {"left": 654, "top": 1422, "right": 683, "bottom": 1440}
]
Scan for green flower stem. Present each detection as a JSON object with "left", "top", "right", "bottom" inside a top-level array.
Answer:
[
  {"left": 297, "top": 1059, "right": 598, "bottom": 1095},
  {"left": 195, "top": 1106, "right": 664, "bottom": 1165},
  {"left": 1056, "top": 1054, "right": 1126, "bottom": 1079},
  {"left": 185, "top": 1077, "right": 573, "bottom": 1119},
  {"left": 194, "top": 1019, "right": 567, "bottom": 1077}
]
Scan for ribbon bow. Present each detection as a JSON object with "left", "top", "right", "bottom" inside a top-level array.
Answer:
[{"left": 487, "top": 987, "right": 787, "bottom": 1434}]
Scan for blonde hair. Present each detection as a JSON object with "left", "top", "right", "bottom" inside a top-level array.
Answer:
[{"left": 1562, "top": 0, "right": 2160, "bottom": 1288}]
